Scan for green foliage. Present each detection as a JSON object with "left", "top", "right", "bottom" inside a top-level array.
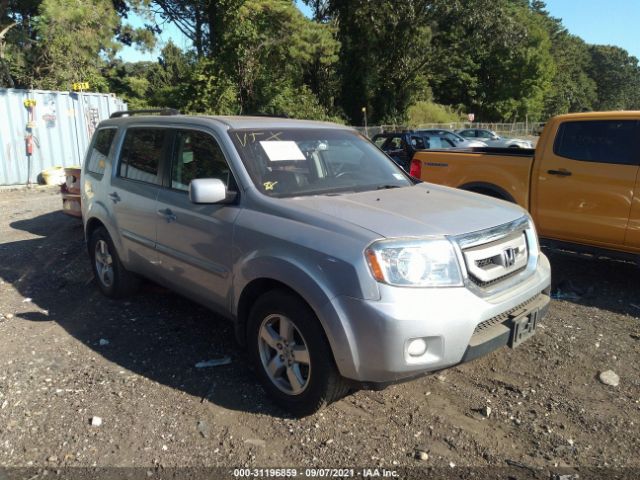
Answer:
[
  {"left": 427, "top": 0, "right": 555, "bottom": 122},
  {"left": 542, "top": 31, "right": 596, "bottom": 117},
  {"left": 218, "top": 0, "right": 340, "bottom": 118},
  {"left": 331, "top": 0, "right": 432, "bottom": 124},
  {"left": 588, "top": 45, "right": 640, "bottom": 111},
  {"left": 407, "top": 101, "right": 464, "bottom": 125},
  {"left": 181, "top": 57, "right": 238, "bottom": 114},
  {"left": 31, "top": 0, "right": 120, "bottom": 90},
  {"left": 2, "top": 0, "right": 640, "bottom": 124}
]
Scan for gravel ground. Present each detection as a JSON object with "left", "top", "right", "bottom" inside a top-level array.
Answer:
[{"left": 0, "top": 187, "right": 638, "bottom": 479}]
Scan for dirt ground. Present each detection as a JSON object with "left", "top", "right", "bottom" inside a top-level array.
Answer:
[{"left": 0, "top": 187, "right": 638, "bottom": 479}]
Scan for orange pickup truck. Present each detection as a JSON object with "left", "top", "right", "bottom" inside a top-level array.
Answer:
[{"left": 410, "top": 111, "right": 640, "bottom": 259}]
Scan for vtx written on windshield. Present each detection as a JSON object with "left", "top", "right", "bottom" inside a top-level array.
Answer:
[{"left": 235, "top": 131, "right": 283, "bottom": 147}]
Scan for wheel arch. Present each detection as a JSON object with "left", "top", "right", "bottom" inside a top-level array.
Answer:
[
  {"left": 458, "top": 181, "right": 516, "bottom": 203},
  {"left": 232, "top": 257, "right": 358, "bottom": 379},
  {"left": 83, "top": 208, "right": 128, "bottom": 263}
]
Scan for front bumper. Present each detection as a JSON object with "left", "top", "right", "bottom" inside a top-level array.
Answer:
[{"left": 322, "top": 253, "right": 551, "bottom": 383}]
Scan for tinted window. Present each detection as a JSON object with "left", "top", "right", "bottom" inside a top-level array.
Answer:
[
  {"left": 443, "top": 132, "right": 461, "bottom": 142},
  {"left": 119, "top": 129, "right": 165, "bottom": 185},
  {"left": 86, "top": 128, "right": 116, "bottom": 175},
  {"left": 171, "top": 130, "right": 235, "bottom": 191},
  {"left": 411, "top": 136, "right": 426, "bottom": 149},
  {"left": 373, "top": 136, "right": 387, "bottom": 147},
  {"left": 426, "top": 136, "right": 453, "bottom": 149},
  {"left": 459, "top": 130, "right": 475, "bottom": 138},
  {"left": 554, "top": 120, "right": 640, "bottom": 165},
  {"left": 387, "top": 136, "right": 403, "bottom": 150}
]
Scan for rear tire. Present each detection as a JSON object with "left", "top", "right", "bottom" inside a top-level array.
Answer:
[
  {"left": 89, "top": 227, "right": 140, "bottom": 298},
  {"left": 248, "top": 289, "right": 349, "bottom": 416}
]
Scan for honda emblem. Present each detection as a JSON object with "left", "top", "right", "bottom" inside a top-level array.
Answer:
[{"left": 502, "top": 247, "right": 517, "bottom": 268}]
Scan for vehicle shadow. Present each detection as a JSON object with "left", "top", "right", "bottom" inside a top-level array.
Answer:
[
  {"left": 3, "top": 211, "right": 637, "bottom": 421},
  {"left": 2, "top": 210, "right": 288, "bottom": 419},
  {"left": 543, "top": 247, "right": 640, "bottom": 317}
]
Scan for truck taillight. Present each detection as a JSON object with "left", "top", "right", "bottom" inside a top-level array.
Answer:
[{"left": 409, "top": 158, "right": 422, "bottom": 178}]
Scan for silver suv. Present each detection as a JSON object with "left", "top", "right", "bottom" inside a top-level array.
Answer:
[{"left": 81, "top": 111, "right": 551, "bottom": 415}]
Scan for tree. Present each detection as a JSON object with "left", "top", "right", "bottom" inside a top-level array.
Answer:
[
  {"left": 218, "top": 0, "right": 340, "bottom": 118},
  {"left": 330, "top": 0, "right": 432, "bottom": 124},
  {"left": 542, "top": 31, "right": 596, "bottom": 117},
  {"left": 30, "top": 0, "right": 120, "bottom": 90},
  {"left": 530, "top": 2, "right": 596, "bottom": 118},
  {"left": 427, "top": 0, "right": 554, "bottom": 122},
  {"left": 0, "top": 0, "right": 154, "bottom": 89},
  {"left": 588, "top": 45, "right": 640, "bottom": 111}
]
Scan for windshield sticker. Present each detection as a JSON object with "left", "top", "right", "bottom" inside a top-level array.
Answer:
[
  {"left": 393, "top": 173, "right": 404, "bottom": 180},
  {"left": 263, "top": 181, "right": 278, "bottom": 191},
  {"left": 260, "top": 141, "right": 305, "bottom": 161}
]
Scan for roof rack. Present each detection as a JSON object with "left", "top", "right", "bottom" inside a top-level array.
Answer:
[{"left": 110, "top": 109, "right": 180, "bottom": 118}]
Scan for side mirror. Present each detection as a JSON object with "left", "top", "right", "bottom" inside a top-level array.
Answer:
[{"left": 189, "top": 178, "right": 236, "bottom": 204}]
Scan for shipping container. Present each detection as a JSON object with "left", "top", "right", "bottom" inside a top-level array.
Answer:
[{"left": 0, "top": 88, "right": 126, "bottom": 186}]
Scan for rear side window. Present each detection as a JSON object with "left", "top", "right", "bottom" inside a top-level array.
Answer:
[
  {"left": 373, "top": 136, "right": 387, "bottom": 147},
  {"left": 554, "top": 120, "right": 640, "bottom": 165},
  {"left": 118, "top": 128, "right": 165, "bottom": 184},
  {"left": 411, "top": 136, "right": 426, "bottom": 149},
  {"left": 170, "top": 130, "right": 235, "bottom": 191},
  {"left": 387, "top": 136, "right": 403, "bottom": 149},
  {"left": 86, "top": 128, "right": 116, "bottom": 176}
]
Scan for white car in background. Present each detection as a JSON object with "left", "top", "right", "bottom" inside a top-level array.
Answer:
[
  {"left": 417, "top": 129, "right": 487, "bottom": 148},
  {"left": 455, "top": 128, "right": 534, "bottom": 148}
]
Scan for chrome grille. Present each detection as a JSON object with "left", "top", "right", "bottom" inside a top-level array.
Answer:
[{"left": 463, "top": 230, "right": 529, "bottom": 288}]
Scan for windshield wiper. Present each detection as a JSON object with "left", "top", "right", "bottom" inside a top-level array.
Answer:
[{"left": 376, "top": 184, "right": 402, "bottom": 190}]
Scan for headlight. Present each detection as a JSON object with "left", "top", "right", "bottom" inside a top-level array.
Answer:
[{"left": 365, "top": 238, "right": 463, "bottom": 287}]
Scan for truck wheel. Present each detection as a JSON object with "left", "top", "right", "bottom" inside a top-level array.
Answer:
[
  {"left": 89, "top": 227, "right": 140, "bottom": 298},
  {"left": 248, "top": 289, "right": 349, "bottom": 416}
]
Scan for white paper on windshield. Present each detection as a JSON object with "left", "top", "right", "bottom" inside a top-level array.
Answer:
[{"left": 260, "top": 141, "right": 305, "bottom": 161}]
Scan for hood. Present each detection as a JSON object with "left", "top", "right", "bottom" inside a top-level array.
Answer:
[{"left": 284, "top": 183, "right": 526, "bottom": 239}]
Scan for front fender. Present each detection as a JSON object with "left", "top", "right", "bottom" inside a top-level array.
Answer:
[{"left": 232, "top": 254, "right": 360, "bottom": 379}]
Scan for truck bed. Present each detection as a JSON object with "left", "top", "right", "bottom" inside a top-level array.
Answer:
[{"left": 412, "top": 147, "right": 536, "bottom": 209}]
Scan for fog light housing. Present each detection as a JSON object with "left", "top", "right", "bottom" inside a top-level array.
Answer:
[{"left": 407, "top": 338, "right": 428, "bottom": 357}]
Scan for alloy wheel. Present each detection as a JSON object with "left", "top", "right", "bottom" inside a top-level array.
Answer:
[
  {"left": 257, "top": 314, "right": 311, "bottom": 395},
  {"left": 94, "top": 239, "right": 114, "bottom": 288}
]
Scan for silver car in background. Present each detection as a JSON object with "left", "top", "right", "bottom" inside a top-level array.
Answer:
[
  {"left": 456, "top": 128, "right": 534, "bottom": 148},
  {"left": 417, "top": 129, "right": 487, "bottom": 148},
  {"left": 81, "top": 111, "right": 551, "bottom": 415}
]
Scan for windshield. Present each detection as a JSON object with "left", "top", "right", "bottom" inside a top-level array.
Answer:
[{"left": 229, "top": 128, "right": 413, "bottom": 197}]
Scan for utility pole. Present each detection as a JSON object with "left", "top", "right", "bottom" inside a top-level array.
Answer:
[{"left": 362, "top": 106, "right": 368, "bottom": 138}]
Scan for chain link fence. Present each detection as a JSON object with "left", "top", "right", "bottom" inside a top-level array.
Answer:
[{"left": 353, "top": 122, "right": 545, "bottom": 139}]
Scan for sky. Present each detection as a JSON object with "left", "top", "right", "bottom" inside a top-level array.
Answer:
[
  {"left": 544, "top": 0, "right": 640, "bottom": 59},
  {"left": 118, "top": 0, "right": 640, "bottom": 63}
]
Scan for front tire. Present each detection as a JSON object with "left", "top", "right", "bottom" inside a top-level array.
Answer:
[
  {"left": 89, "top": 227, "right": 140, "bottom": 298},
  {"left": 248, "top": 289, "right": 348, "bottom": 416}
]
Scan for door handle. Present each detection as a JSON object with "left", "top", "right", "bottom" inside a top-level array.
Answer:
[
  {"left": 157, "top": 208, "right": 177, "bottom": 222},
  {"left": 108, "top": 192, "right": 121, "bottom": 203},
  {"left": 547, "top": 169, "right": 572, "bottom": 177}
]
